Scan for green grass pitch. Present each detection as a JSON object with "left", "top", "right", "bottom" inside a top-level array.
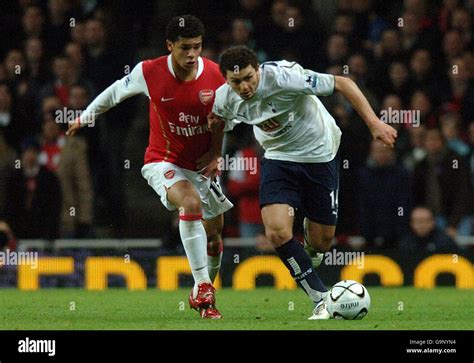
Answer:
[{"left": 0, "top": 287, "right": 473, "bottom": 330}]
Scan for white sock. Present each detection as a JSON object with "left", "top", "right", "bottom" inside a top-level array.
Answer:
[
  {"left": 179, "top": 216, "right": 211, "bottom": 297},
  {"left": 207, "top": 249, "right": 223, "bottom": 283}
]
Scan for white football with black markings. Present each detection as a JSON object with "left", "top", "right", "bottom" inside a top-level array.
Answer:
[{"left": 327, "top": 280, "right": 371, "bottom": 320}]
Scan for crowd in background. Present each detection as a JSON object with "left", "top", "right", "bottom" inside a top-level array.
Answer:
[{"left": 0, "top": 0, "right": 473, "bottom": 253}]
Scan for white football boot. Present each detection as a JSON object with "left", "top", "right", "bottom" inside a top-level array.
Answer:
[
  {"left": 308, "top": 295, "right": 331, "bottom": 320},
  {"left": 303, "top": 217, "right": 324, "bottom": 268}
]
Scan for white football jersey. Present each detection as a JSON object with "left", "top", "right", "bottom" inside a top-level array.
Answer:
[{"left": 213, "top": 60, "right": 342, "bottom": 163}]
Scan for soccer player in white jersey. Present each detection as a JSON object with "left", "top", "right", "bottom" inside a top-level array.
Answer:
[{"left": 211, "top": 46, "right": 397, "bottom": 320}]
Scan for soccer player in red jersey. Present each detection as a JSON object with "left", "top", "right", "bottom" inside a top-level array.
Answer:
[{"left": 67, "top": 15, "right": 232, "bottom": 319}]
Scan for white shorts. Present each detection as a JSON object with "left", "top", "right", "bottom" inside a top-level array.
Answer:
[{"left": 141, "top": 162, "right": 233, "bottom": 220}]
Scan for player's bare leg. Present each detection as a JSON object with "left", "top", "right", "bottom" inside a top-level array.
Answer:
[
  {"left": 303, "top": 218, "right": 336, "bottom": 268},
  {"left": 166, "top": 180, "right": 221, "bottom": 319},
  {"left": 202, "top": 214, "right": 224, "bottom": 283},
  {"left": 261, "top": 204, "right": 294, "bottom": 247},
  {"left": 262, "top": 204, "right": 329, "bottom": 319}
]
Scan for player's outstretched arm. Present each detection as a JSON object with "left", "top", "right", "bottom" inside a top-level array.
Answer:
[
  {"left": 334, "top": 76, "right": 397, "bottom": 148},
  {"left": 67, "top": 62, "right": 148, "bottom": 136}
]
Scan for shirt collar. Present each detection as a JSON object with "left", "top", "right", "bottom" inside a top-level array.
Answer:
[{"left": 167, "top": 55, "right": 204, "bottom": 80}]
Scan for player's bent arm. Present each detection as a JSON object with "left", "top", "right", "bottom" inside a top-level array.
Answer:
[
  {"left": 211, "top": 88, "right": 242, "bottom": 133},
  {"left": 67, "top": 62, "right": 149, "bottom": 136},
  {"left": 334, "top": 76, "right": 397, "bottom": 147}
]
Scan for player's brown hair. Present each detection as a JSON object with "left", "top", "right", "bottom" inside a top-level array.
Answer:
[{"left": 219, "top": 46, "right": 259, "bottom": 76}]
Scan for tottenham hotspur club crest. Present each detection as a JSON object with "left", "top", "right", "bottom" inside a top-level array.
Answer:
[{"left": 199, "top": 89, "right": 214, "bottom": 105}]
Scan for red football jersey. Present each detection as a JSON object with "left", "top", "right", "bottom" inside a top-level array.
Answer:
[{"left": 142, "top": 56, "right": 225, "bottom": 170}]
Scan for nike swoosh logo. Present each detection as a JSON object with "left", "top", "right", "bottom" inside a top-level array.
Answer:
[{"left": 161, "top": 97, "right": 174, "bottom": 102}]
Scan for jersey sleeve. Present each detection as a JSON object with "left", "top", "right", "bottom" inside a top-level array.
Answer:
[
  {"left": 79, "top": 62, "right": 149, "bottom": 125},
  {"left": 274, "top": 61, "right": 335, "bottom": 97},
  {"left": 212, "top": 87, "right": 241, "bottom": 132}
]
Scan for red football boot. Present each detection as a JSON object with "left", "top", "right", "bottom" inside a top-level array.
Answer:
[
  {"left": 200, "top": 306, "right": 222, "bottom": 319},
  {"left": 189, "top": 282, "right": 222, "bottom": 319},
  {"left": 189, "top": 282, "right": 216, "bottom": 310}
]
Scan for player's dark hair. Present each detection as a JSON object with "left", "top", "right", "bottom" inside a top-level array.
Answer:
[
  {"left": 219, "top": 46, "right": 258, "bottom": 76},
  {"left": 166, "top": 15, "right": 205, "bottom": 42}
]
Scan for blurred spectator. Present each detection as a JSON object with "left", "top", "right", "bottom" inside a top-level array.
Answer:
[
  {"left": 226, "top": 140, "right": 264, "bottom": 238},
  {"left": 325, "top": 33, "right": 349, "bottom": 69},
  {"left": 2, "top": 49, "right": 28, "bottom": 94},
  {"left": 384, "top": 61, "right": 413, "bottom": 103},
  {"left": 21, "top": 5, "right": 46, "bottom": 41},
  {"left": 70, "top": 21, "right": 86, "bottom": 46},
  {"left": 0, "top": 82, "right": 35, "bottom": 153},
  {"left": 39, "top": 116, "right": 94, "bottom": 238},
  {"left": 82, "top": 16, "right": 138, "bottom": 235},
  {"left": 64, "top": 42, "right": 85, "bottom": 71},
  {"left": 333, "top": 14, "right": 355, "bottom": 37},
  {"left": 40, "top": 95, "right": 62, "bottom": 125},
  {"left": 440, "top": 112, "right": 470, "bottom": 157},
  {"left": 413, "top": 128, "right": 473, "bottom": 238},
  {"left": 83, "top": 18, "right": 121, "bottom": 92},
  {"left": 4, "top": 140, "right": 62, "bottom": 240},
  {"left": 380, "top": 94, "right": 411, "bottom": 158},
  {"left": 0, "top": 133, "right": 17, "bottom": 217},
  {"left": 229, "top": 18, "right": 267, "bottom": 63},
  {"left": 400, "top": 10, "right": 439, "bottom": 55},
  {"left": 374, "top": 29, "right": 404, "bottom": 62},
  {"left": 409, "top": 49, "right": 440, "bottom": 103},
  {"left": 364, "top": 2, "right": 390, "bottom": 50},
  {"left": 347, "top": 53, "right": 370, "bottom": 87},
  {"left": 262, "top": 3, "right": 323, "bottom": 67},
  {"left": 0, "top": 221, "right": 17, "bottom": 251},
  {"left": 441, "top": 56, "right": 474, "bottom": 127},
  {"left": 231, "top": 0, "right": 269, "bottom": 42},
  {"left": 442, "top": 30, "right": 465, "bottom": 66},
  {"left": 451, "top": 8, "right": 473, "bottom": 49},
  {"left": 358, "top": 140, "right": 411, "bottom": 247},
  {"left": 404, "top": 0, "right": 434, "bottom": 31},
  {"left": 23, "top": 37, "right": 50, "bottom": 115},
  {"left": 399, "top": 206, "right": 458, "bottom": 252},
  {"left": 410, "top": 90, "right": 437, "bottom": 128},
  {"left": 38, "top": 54, "right": 94, "bottom": 108},
  {"left": 347, "top": 54, "right": 379, "bottom": 108},
  {"left": 44, "top": 0, "right": 74, "bottom": 56},
  {"left": 24, "top": 37, "right": 50, "bottom": 85},
  {"left": 234, "top": 0, "right": 266, "bottom": 21},
  {"left": 438, "top": 0, "right": 460, "bottom": 33},
  {"left": 403, "top": 124, "right": 427, "bottom": 172}
]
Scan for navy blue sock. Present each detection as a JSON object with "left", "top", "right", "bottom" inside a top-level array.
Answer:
[{"left": 275, "top": 237, "right": 328, "bottom": 303}]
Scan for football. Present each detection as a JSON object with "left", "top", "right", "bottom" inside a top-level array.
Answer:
[{"left": 327, "top": 280, "right": 371, "bottom": 320}]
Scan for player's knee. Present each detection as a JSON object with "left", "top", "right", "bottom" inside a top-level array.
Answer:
[
  {"left": 265, "top": 228, "right": 292, "bottom": 246},
  {"left": 180, "top": 195, "right": 201, "bottom": 214}
]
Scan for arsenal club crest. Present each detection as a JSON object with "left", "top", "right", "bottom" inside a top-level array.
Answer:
[{"left": 199, "top": 89, "right": 214, "bottom": 105}]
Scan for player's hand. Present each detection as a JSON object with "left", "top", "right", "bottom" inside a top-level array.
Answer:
[
  {"left": 207, "top": 112, "right": 224, "bottom": 133},
  {"left": 369, "top": 121, "right": 397, "bottom": 148},
  {"left": 66, "top": 117, "right": 82, "bottom": 136},
  {"left": 197, "top": 151, "right": 221, "bottom": 178}
]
